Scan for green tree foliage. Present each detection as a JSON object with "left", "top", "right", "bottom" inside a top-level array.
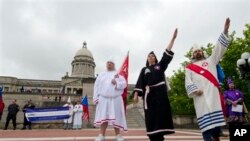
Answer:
[
  {"left": 169, "top": 68, "right": 195, "bottom": 115},
  {"left": 169, "top": 24, "right": 250, "bottom": 115},
  {"left": 220, "top": 24, "right": 250, "bottom": 109}
]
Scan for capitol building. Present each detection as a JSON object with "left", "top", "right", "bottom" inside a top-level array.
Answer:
[{"left": 0, "top": 41, "right": 96, "bottom": 97}]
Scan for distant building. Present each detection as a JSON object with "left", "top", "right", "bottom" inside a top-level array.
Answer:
[{"left": 0, "top": 41, "right": 96, "bottom": 97}]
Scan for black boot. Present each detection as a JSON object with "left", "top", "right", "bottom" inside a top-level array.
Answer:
[{"left": 22, "top": 126, "right": 26, "bottom": 130}]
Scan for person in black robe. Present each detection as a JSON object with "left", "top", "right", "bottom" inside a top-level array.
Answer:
[{"left": 133, "top": 29, "right": 177, "bottom": 141}]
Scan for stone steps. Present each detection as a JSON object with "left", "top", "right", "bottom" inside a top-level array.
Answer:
[{"left": 126, "top": 106, "right": 145, "bottom": 128}]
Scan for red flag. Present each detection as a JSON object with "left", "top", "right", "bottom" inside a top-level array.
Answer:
[
  {"left": 81, "top": 95, "right": 90, "bottom": 122},
  {"left": 118, "top": 51, "right": 129, "bottom": 113}
]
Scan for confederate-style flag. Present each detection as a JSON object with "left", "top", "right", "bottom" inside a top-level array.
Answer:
[
  {"left": 118, "top": 51, "right": 129, "bottom": 113},
  {"left": 81, "top": 95, "right": 90, "bottom": 122}
]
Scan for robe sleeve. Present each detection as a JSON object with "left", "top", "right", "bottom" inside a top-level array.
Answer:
[
  {"left": 78, "top": 105, "right": 83, "bottom": 112},
  {"left": 223, "top": 91, "right": 231, "bottom": 105},
  {"left": 133, "top": 68, "right": 145, "bottom": 97},
  {"left": 209, "top": 33, "right": 230, "bottom": 64},
  {"left": 185, "top": 68, "right": 199, "bottom": 98},
  {"left": 73, "top": 105, "right": 78, "bottom": 112},
  {"left": 115, "top": 75, "right": 127, "bottom": 90},
  {"left": 158, "top": 49, "right": 174, "bottom": 72},
  {"left": 93, "top": 73, "right": 102, "bottom": 105},
  {"left": 236, "top": 90, "right": 244, "bottom": 103}
]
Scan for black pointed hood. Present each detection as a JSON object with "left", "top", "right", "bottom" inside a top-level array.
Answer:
[{"left": 146, "top": 51, "right": 158, "bottom": 67}]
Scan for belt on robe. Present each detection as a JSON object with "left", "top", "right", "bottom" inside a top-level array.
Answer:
[{"left": 144, "top": 81, "right": 165, "bottom": 110}]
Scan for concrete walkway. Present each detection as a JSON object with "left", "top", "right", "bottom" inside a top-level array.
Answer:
[{"left": 0, "top": 129, "right": 229, "bottom": 141}]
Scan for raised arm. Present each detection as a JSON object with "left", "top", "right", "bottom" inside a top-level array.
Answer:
[
  {"left": 224, "top": 18, "right": 230, "bottom": 36},
  {"left": 159, "top": 28, "right": 178, "bottom": 71},
  {"left": 167, "top": 28, "right": 178, "bottom": 51},
  {"left": 210, "top": 18, "right": 230, "bottom": 64}
]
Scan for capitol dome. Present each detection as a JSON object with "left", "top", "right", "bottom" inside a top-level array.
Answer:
[
  {"left": 75, "top": 41, "right": 93, "bottom": 58},
  {"left": 71, "top": 41, "right": 95, "bottom": 78}
]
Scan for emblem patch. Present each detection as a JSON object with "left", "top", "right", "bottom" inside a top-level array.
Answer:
[
  {"left": 202, "top": 62, "right": 208, "bottom": 67},
  {"left": 154, "top": 65, "right": 161, "bottom": 70},
  {"left": 145, "top": 68, "right": 151, "bottom": 75}
]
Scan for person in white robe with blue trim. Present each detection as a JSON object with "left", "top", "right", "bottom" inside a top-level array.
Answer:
[{"left": 185, "top": 18, "right": 231, "bottom": 141}]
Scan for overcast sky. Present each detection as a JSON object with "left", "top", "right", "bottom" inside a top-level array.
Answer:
[{"left": 0, "top": 0, "right": 249, "bottom": 84}]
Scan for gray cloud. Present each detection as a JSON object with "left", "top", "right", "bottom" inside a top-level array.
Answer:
[{"left": 0, "top": 0, "right": 249, "bottom": 84}]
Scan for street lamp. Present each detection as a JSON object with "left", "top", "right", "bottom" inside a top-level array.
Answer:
[
  {"left": 237, "top": 52, "right": 250, "bottom": 92},
  {"left": 237, "top": 52, "right": 250, "bottom": 78}
]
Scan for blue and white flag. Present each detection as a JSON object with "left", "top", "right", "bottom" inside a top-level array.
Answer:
[{"left": 25, "top": 106, "right": 70, "bottom": 122}]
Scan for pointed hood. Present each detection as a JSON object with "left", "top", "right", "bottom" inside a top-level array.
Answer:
[
  {"left": 146, "top": 51, "right": 158, "bottom": 67},
  {"left": 67, "top": 97, "right": 71, "bottom": 103}
]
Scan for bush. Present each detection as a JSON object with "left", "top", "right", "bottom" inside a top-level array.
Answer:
[{"left": 169, "top": 95, "right": 195, "bottom": 115}]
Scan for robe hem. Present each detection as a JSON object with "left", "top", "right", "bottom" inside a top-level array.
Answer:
[
  {"left": 146, "top": 129, "right": 175, "bottom": 135},
  {"left": 200, "top": 122, "right": 226, "bottom": 133},
  {"left": 94, "top": 119, "right": 128, "bottom": 132}
]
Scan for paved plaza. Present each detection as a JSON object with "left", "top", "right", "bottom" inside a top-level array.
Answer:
[{"left": 0, "top": 129, "right": 229, "bottom": 141}]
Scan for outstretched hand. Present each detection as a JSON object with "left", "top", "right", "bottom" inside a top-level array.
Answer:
[
  {"left": 167, "top": 28, "right": 178, "bottom": 51},
  {"left": 224, "top": 18, "right": 230, "bottom": 35},
  {"left": 173, "top": 28, "right": 178, "bottom": 39}
]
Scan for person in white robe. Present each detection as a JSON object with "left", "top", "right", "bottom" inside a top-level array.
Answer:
[
  {"left": 185, "top": 18, "right": 231, "bottom": 141},
  {"left": 73, "top": 100, "right": 83, "bottom": 129},
  {"left": 93, "top": 57, "right": 127, "bottom": 141},
  {"left": 63, "top": 97, "right": 74, "bottom": 130}
]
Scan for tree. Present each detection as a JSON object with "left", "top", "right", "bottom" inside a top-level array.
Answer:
[
  {"left": 169, "top": 68, "right": 195, "bottom": 115},
  {"left": 220, "top": 24, "right": 250, "bottom": 109}
]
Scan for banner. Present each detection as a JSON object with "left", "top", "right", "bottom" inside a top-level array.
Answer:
[{"left": 25, "top": 106, "right": 70, "bottom": 122}]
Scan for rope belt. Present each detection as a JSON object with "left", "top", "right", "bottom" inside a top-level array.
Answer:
[{"left": 144, "top": 81, "right": 165, "bottom": 110}]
